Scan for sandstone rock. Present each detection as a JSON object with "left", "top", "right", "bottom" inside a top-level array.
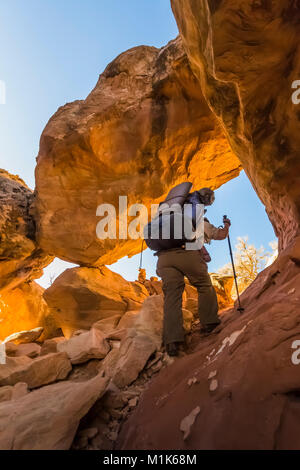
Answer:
[
  {"left": 183, "top": 296, "right": 198, "bottom": 317},
  {"left": 0, "top": 355, "right": 31, "bottom": 382},
  {"left": 109, "top": 340, "right": 121, "bottom": 350},
  {"left": 208, "top": 370, "right": 217, "bottom": 380},
  {"left": 209, "top": 379, "right": 218, "bottom": 393},
  {"left": 122, "top": 389, "right": 142, "bottom": 400},
  {"left": 171, "top": 0, "right": 300, "bottom": 251},
  {"left": 106, "top": 329, "right": 128, "bottom": 342},
  {"left": 102, "top": 390, "right": 126, "bottom": 411},
  {"left": 4, "top": 342, "right": 18, "bottom": 356},
  {"left": 142, "top": 278, "right": 163, "bottom": 296},
  {"left": 0, "top": 352, "right": 71, "bottom": 389},
  {"left": 133, "top": 295, "right": 164, "bottom": 349},
  {"left": 0, "top": 169, "right": 52, "bottom": 293},
  {"left": 11, "top": 382, "right": 29, "bottom": 400},
  {"left": 112, "top": 329, "right": 156, "bottom": 388},
  {"left": 182, "top": 309, "right": 194, "bottom": 333},
  {"left": 78, "top": 427, "right": 98, "bottom": 440},
  {"left": 150, "top": 360, "right": 163, "bottom": 374},
  {"left": 107, "top": 431, "right": 118, "bottom": 442},
  {"left": 0, "top": 373, "right": 109, "bottom": 450},
  {"left": 162, "top": 354, "right": 175, "bottom": 367},
  {"left": 68, "top": 359, "right": 102, "bottom": 383},
  {"left": 57, "top": 328, "right": 110, "bottom": 365},
  {"left": 128, "top": 397, "right": 139, "bottom": 409},
  {"left": 109, "top": 409, "right": 123, "bottom": 420},
  {"left": 117, "top": 310, "right": 140, "bottom": 330},
  {"left": 4, "top": 326, "right": 44, "bottom": 345},
  {"left": 40, "top": 337, "right": 65, "bottom": 356},
  {"left": 0, "top": 382, "right": 28, "bottom": 403},
  {"left": 93, "top": 315, "right": 122, "bottom": 336},
  {"left": 98, "top": 348, "right": 120, "bottom": 379},
  {"left": 5, "top": 342, "right": 41, "bottom": 358},
  {"left": 180, "top": 406, "right": 201, "bottom": 440},
  {"left": 183, "top": 275, "right": 234, "bottom": 315},
  {"left": 75, "top": 435, "right": 88, "bottom": 449},
  {"left": 43, "top": 266, "right": 148, "bottom": 337},
  {"left": 98, "top": 409, "right": 111, "bottom": 423},
  {"left": 133, "top": 295, "right": 191, "bottom": 348},
  {"left": 187, "top": 377, "right": 198, "bottom": 387},
  {"left": 146, "top": 352, "right": 163, "bottom": 370},
  {"left": 35, "top": 38, "right": 241, "bottom": 267},
  {"left": 0, "top": 386, "right": 13, "bottom": 403},
  {"left": 184, "top": 283, "right": 198, "bottom": 300},
  {"left": 137, "top": 269, "right": 147, "bottom": 284},
  {"left": 73, "top": 329, "right": 89, "bottom": 336},
  {"left": 0, "top": 282, "right": 58, "bottom": 342},
  {"left": 210, "top": 274, "right": 234, "bottom": 309}
]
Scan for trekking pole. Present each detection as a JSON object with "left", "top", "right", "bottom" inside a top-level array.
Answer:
[
  {"left": 139, "top": 239, "right": 145, "bottom": 271},
  {"left": 223, "top": 215, "right": 244, "bottom": 313}
]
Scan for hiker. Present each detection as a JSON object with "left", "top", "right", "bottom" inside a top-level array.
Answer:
[{"left": 145, "top": 183, "right": 231, "bottom": 357}]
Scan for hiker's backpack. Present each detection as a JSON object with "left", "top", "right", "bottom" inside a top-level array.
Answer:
[{"left": 144, "top": 182, "right": 195, "bottom": 252}]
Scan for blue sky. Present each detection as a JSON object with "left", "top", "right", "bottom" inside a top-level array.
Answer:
[{"left": 0, "top": 1, "right": 276, "bottom": 286}]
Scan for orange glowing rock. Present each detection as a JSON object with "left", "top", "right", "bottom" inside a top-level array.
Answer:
[
  {"left": 35, "top": 38, "right": 241, "bottom": 267},
  {"left": 0, "top": 282, "right": 58, "bottom": 342}
]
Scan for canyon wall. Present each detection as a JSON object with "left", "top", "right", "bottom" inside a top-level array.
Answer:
[
  {"left": 0, "top": 170, "right": 52, "bottom": 292},
  {"left": 171, "top": 0, "right": 300, "bottom": 250},
  {"left": 0, "top": 170, "right": 54, "bottom": 340}
]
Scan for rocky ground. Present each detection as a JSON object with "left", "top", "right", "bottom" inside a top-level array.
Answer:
[
  {"left": 0, "top": 278, "right": 222, "bottom": 450},
  {"left": 117, "top": 237, "right": 300, "bottom": 450}
]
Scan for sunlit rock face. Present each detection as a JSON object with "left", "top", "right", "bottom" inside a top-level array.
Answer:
[
  {"left": 0, "top": 282, "right": 58, "bottom": 342},
  {"left": 171, "top": 0, "right": 300, "bottom": 251},
  {"left": 43, "top": 266, "right": 149, "bottom": 338},
  {"left": 210, "top": 274, "right": 234, "bottom": 309},
  {"left": 35, "top": 37, "right": 241, "bottom": 266},
  {"left": 0, "top": 169, "right": 52, "bottom": 292}
]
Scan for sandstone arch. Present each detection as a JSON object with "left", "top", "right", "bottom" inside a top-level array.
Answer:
[{"left": 34, "top": 37, "right": 241, "bottom": 266}]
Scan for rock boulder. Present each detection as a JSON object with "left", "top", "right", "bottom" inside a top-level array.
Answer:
[
  {"left": 57, "top": 328, "right": 110, "bottom": 365},
  {"left": 0, "top": 282, "right": 59, "bottom": 342},
  {"left": 0, "top": 352, "right": 72, "bottom": 389},
  {"left": 43, "top": 266, "right": 148, "bottom": 337},
  {"left": 0, "top": 373, "right": 109, "bottom": 450}
]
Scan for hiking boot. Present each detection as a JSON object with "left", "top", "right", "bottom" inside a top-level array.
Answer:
[
  {"left": 166, "top": 342, "right": 179, "bottom": 357},
  {"left": 200, "top": 323, "right": 221, "bottom": 335}
]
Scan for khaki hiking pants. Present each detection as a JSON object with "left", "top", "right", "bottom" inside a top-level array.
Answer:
[{"left": 156, "top": 248, "right": 220, "bottom": 346}]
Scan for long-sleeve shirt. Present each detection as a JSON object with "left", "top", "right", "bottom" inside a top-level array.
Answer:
[{"left": 204, "top": 219, "right": 229, "bottom": 243}]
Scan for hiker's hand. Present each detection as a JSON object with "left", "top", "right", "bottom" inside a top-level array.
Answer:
[{"left": 223, "top": 217, "right": 231, "bottom": 226}]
